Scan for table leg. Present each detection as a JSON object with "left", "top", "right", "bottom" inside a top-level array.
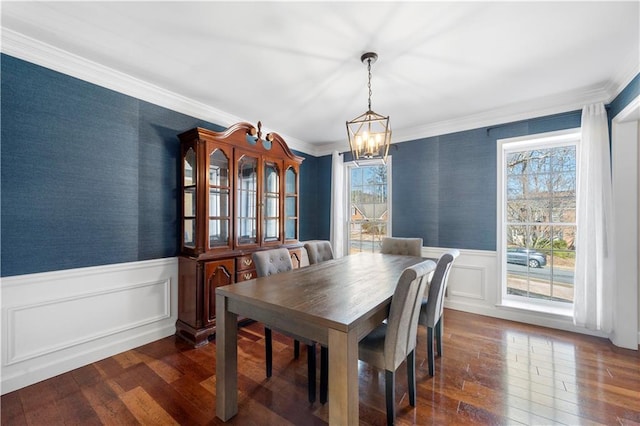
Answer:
[
  {"left": 328, "top": 328, "right": 359, "bottom": 425},
  {"left": 216, "top": 295, "right": 238, "bottom": 421}
]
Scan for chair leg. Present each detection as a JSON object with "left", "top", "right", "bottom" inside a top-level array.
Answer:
[
  {"left": 407, "top": 350, "right": 416, "bottom": 406},
  {"left": 294, "top": 339, "right": 300, "bottom": 359},
  {"left": 435, "top": 318, "right": 443, "bottom": 357},
  {"left": 320, "top": 346, "right": 328, "bottom": 404},
  {"left": 265, "top": 327, "right": 273, "bottom": 378},
  {"left": 385, "top": 370, "right": 396, "bottom": 426},
  {"left": 427, "top": 326, "right": 435, "bottom": 377},
  {"left": 307, "top": 344, "right": 316, "bottom": 403}
]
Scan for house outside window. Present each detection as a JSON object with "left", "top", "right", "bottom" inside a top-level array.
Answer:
[
  {"left": 347, "top": 159, "right": 391, "bottom": 254},
  {"left": 498, "top": 130, "right": 578, "bottom": 312}
]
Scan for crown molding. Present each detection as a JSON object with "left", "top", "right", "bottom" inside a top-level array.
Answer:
[
  {"left": 2, "top": 28, "right": 636, "bottom": 159},
  {"left": 1, "top": 29, "right": 317, "bottom": 156},
  {"left": 314, "top": 83, "right": 616, "bottom": 157},
  {"left": 608, "top": 50, "right": 640, "bottom": 100}
]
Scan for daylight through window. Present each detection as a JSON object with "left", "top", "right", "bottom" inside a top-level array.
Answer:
[
  {"left": 500, "top": 131, "right": 578, "bottom": 308},
  {"left": 347, "top": 160, "right": 391, "bottom": 254}
]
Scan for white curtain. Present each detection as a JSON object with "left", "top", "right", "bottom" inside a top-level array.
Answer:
[
  {"left": 330, "top": 151, "right": 345, "bottom": 258},
  {"left": 574, "top": 103, "right": 615, "bottom": 332}
]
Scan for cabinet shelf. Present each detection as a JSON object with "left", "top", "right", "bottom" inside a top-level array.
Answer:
[{"left": 176, "top": 122, "right": 304, "bottom": 347}]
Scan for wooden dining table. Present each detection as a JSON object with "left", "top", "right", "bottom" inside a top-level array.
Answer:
[{"left": 215, "top": 252, "right": 429, "bottom": 425}]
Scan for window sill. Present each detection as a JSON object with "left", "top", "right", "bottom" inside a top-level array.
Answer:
[{"left": 497, "top": 299, "right": 573, "bottom": 318}]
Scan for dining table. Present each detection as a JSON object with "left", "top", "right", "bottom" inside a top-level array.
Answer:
[{"left": 215, "top": 252, "right": 429, "bottom": 425}]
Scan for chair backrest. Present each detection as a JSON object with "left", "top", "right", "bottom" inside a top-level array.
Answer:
[
  {"left": 252, "top": 248, "right": 294, "bottom": 277},
  {"left": 384, "top": 259, "right": 436, "bottom": 371},
  {"left": 380, "top": 237, "right": 423, "bottom": 256},
  {"left": 304, "top": 240, "right": 334, "bottom": 264},
  {"left": 420, "top": 249, "right": 460, "bottom": 328}
]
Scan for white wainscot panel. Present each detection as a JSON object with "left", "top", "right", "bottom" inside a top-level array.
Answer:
[
  {"left": 422, "top": 247, "right": 494, "bottom": 305},
  {"left": 1, "top": 258, "right": 178, "bottom": 394},
  {"left": 6, "top": 280, "right": 170, "bottom": 365},
  {"left": 447, "top": 265, "right": 485, "bottom": 300},
  {"left": 423, "top": 247, "right": 614, "bottom": 341}
]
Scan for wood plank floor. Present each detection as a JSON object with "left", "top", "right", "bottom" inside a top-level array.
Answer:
[{"left": 2, "top": 309, "right": 639, "bottom": 425}]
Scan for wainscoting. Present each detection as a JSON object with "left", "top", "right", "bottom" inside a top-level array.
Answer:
[
  {"left": 421, "top": 247, "right": 616, "bottom": 340},
  {"left": 1, "top": 258, "right": 178, "bottom": 394},
  {"left": 1, "top": 249, "right": 633, "bottom": 395}
]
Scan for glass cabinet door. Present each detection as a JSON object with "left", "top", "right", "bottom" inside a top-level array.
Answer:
[
  {"left": 183, "top": 147, "right": 197, "bottom": 249},
  {"left": 284, "top": 167, "right": 298, "bottom": 240},
  {"left": 263, "top": 161, "right": 281, "bottom": 243},
  {"left": 236, "top": 154, "right": 258, "bottom": 245},
  {"left": 208, "top": 148, "right": 230, "bottom": 249}
]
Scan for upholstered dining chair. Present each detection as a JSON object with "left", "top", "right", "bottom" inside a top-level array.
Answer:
[
  {"left": 418, "top": 249, "right": 460, "bottom": 377},
  {"left": 358, "top": 259, "right": 436, "bottom": 425},
  {"left": 304, "top": 240, "right": 334, "bottom": 265},
  {"left": 303, "top": 240, "right": 334, "bottom": 403},
  {"left": 380, "top": 237, "right": 423, "bottom": 257},
  {"left": 252, "top": 248, "right": 318, "bottom": 403}
]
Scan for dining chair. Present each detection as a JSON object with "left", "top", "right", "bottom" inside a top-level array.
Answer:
[
  {"left": 252, "top": 248, "right": 318, "bottom": 403},
  {"left": 418, "top": 249, "right": 460, "bottom": 376},
  {"left": 304, "top": 240, "right": 334, "bottom": 265},
  {"left": 358, "top": 259, "right": 436, "bottom": 425},
  {"left": 380, "top": 237, "right": 423, "bottom": 256},
  {"left": 303, "top": 240, "right": 334, "bottom": 404}
]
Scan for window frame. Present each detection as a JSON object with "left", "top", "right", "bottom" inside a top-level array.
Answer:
[
  {"left": 496, "top": 129, "right": 579, "bottom": 314},
  {"left": 345, "top": 157, "right": 392, "bottom": 254}
]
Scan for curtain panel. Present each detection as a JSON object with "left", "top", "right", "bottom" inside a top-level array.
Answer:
[
  {"left": 574, "top": 103, "right": 615, "bottom": 332},
  {"left": 330, "top": 151, "right": 345, "bottom": 258}
]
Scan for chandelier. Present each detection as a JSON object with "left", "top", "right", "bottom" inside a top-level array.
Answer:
[{"left": 346, "top": 52, "right": 391, "bottom": 165}]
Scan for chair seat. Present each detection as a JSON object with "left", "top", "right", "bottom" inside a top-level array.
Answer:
[{"left": 358, "top": 323, "right": 387, "bottom": 369}]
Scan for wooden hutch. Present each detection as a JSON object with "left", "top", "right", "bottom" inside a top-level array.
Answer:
[{"left": 176, "top": 122, "right": 304, "bottom": 346}]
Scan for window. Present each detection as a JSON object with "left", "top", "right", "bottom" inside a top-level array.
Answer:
[
  {"left": 498, "top": 130, "right": 578, "bottom": 312},
  {"left": 346, "top": 159, "right": 391, "bottom": 254}
]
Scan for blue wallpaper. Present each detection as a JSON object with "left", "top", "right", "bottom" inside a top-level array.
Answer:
[
  {"left": 2, "top": 53, "right": 637, "bottom": 276},
  {"left": 314, "top": 155, "right": 333, "bottom": 241},
  {"left": 295, "top": 151, "right": 320, "bottom": 241},
  {"left": 609, "top": 73, "right": 640, "bottom": 120},
  {"left": 1, "top": 55, "right": 222, "bottom": 276},
  {"left": 388, "top": 112, "right": 583, "bottom": 251}
]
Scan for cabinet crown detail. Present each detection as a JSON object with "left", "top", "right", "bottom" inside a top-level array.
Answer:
[{"left": 178, "top": 122, "right": 304, "bottom": 164}]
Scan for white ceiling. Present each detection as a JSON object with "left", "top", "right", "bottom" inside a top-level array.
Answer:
[{"left": 2, "top": 1, "right": 639, "bottom": 155}]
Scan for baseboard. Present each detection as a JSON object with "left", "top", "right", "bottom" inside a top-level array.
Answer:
[{"left": 1, "top": 258, "right": 179, "bottom": 394}]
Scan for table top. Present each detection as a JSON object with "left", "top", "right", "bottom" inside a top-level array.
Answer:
[{"left": 216, "top": 252, "right": 426, "bottom": 334}]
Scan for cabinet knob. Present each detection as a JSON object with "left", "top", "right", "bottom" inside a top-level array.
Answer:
[
  {"left": 243, "top": 258, "right": 252, "bottom": 266},
  {"left": 244, "top": 273, "right": 252, "bottom": 280}
]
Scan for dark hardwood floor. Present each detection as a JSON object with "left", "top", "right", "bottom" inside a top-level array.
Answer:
[{"left": 2, "top": 309, "right": 639, "bottom": 425}]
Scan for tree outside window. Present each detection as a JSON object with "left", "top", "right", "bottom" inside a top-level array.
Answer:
[
  {"left": 504, "top": 143, "right": 576, "bottom": 304},
  {"left": 348, "top": 163, "right": 390, "bottom": 253}
]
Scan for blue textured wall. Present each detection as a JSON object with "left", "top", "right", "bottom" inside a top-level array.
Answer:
[
  {"left": 314, "top": 155, "right": 333, "bottom": 241},
  {"left": 387, "top": 112, "right": 582, "bottom": 251},
  {"left": 2, "top": 53, "right": 637, "bottom": 275},
  {"left": 296, "top": 151, "right": 319, "bottom": 241},
  {"left": 609, "top": 73, "right": 640, "bottom": 120},
  {"left": 0, "top": 55, "right": 318, "bottom": 276}
]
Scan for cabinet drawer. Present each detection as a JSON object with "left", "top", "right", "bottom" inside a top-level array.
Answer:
[
  {"left": 236, "top": 254, "right": 254, "bottom": 271},
  {"left": 236, "top": 270, "right": 257, "bottom": 282}
]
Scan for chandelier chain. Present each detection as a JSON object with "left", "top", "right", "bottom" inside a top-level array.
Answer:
[{"left": 367, "top": 58, "right": 372, "bottom": 111}]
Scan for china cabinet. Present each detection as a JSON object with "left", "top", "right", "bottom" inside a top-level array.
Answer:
[{"left": 176, "top": 122, "right": 304, "bottom": 346}]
